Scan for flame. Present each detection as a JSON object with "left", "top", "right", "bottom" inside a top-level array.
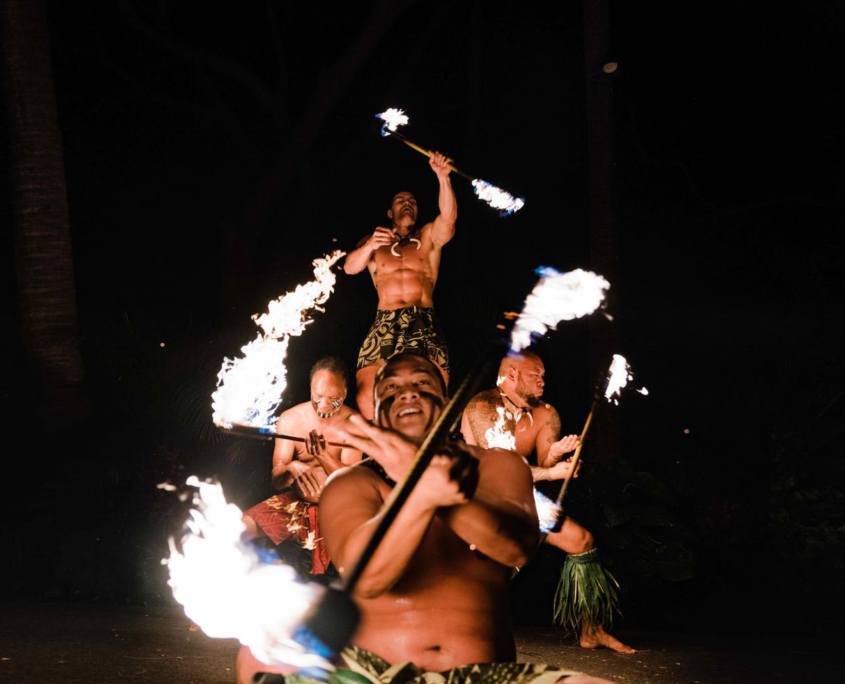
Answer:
[
  {"left": 510, "top": 267, "right": 610, "bottom": 352},
  {"left": 604, "top": 354, "right": 632, "bottom": 404},
  {"left": 471, "top": 179, "right": 525, "bottom": 216},
  {"left": 484, "top": 406, "right": 516, "bottom": 451},
  {"left": 534, "top": 488, "right": 562, "bottom": 534},
  {"left": 212, "top": 251, "right": 345, "bottom": 429},
  {"left": 376, "top": 107, "right": 409, "bottom": 136},
  {"left": 165, "top": 477, "right": 331, "bottom": 670}
]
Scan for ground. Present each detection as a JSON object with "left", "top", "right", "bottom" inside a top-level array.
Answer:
[{"left": 0, "top": 603, "right": 838, "bottom": 683}]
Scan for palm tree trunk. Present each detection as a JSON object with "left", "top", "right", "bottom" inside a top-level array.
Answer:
[
  {"left": 2, "top": 0, "right": 87, "bottom": 426},
  {"left": 584, "top": 0, "right": 620, "bottom": 461}
]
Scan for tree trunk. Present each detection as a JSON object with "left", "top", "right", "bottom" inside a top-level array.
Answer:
[
  {"left": 583, "top": 0, "right": 620, "bottom": 461},
  {"left": 2, "top": 0, "right": 87, "bottom": 427}
]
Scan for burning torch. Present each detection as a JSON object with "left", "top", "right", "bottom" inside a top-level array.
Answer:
[
  {"left": 547, "top": 354, "right": 648, "bottom": 532},
  {"left": 376, "top": 108, "right": 525, "bottom": 216}
]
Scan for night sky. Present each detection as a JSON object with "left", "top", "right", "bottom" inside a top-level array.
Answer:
[{"left": 3, "top": 1, "right": 844, "bottom": 634}]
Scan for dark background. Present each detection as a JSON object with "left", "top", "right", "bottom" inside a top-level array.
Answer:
[{"left": 2, "top": 0, "right": 843, "bottom": 638}]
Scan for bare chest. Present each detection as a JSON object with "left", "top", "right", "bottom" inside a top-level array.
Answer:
[{"left": 372, "top": 242, "right": 435, "bottom": 278}]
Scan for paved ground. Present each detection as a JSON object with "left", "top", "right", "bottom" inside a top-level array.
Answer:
[{"left": 0, "top": 603, "right": 840, "bottom": 683}]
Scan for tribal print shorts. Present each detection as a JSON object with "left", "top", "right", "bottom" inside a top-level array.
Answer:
[
  {"left": 286, "top": 645, "right": 582, "bottom": 683},
  {"left": 356, "top": 306, "right": 450, "bottom": 375}
]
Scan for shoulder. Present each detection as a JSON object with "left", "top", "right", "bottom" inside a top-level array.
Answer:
[
  {"left": 279, "top": 402, "right": 311, "bottom": 424},
  {"left": 466, "top": 389, "right": 500, "bottom": 413},
  {"left": 533, "top": 403, "right": 560, "bottom": 423},
  {"left": 338, "top": 406, "right": 360, "bottom": 421},
  {"left": 322, "top": 461, "right": 384, "bottom": 498},
  {"left": 418, "top": 222, "right": 441, "bottom": 247}
]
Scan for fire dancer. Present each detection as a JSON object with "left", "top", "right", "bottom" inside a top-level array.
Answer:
[
  {"left": 237, "top": 353, "right": 612, "bottom": 683},
  {"left": 242, "top": 356, "right": 361, "bottom": 574},
  {"left": 461, "top": 351, "right": 635, "bottom": 654},
  {"left": 343, "top": 151, "right": 456, "bottom": 420}
]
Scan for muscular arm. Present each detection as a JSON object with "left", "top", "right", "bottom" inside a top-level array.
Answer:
[
  {"left": 437, "top": 447, "right": 539, "bottom": 567},
  {"left": 430, "top": 156, "right": 457, "bottom": 247},
  {"left": 270, "top": 412, "right": 299, "bottom": 490},
  {"left": 534, "top": 406, "right": 562, "bottom": 469},
  {"left": 460, "top": 393, "right": 500, "bottom": 448},
  {"left": 319, "top": 468, "right": 440, "bottom": 599},
  {"left": 531, "top": 407, "right": 580, "bottom": 482},
  {"left": 460, "top": 397, "right": 485, "bottom": 447},
  {"left": 343, "top": 234, "right": 377, "bottom": 275}
]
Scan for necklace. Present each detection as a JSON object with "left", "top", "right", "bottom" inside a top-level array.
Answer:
[
  {"left": 499, "top": 391, "right": 534, "bottom": 426},
  {"left": 390, "top": 228, "right": 422, "bottom": 257}
]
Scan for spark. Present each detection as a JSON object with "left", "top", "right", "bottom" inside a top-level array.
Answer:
[
  {"left": 165, "top": 477, "right": 331, "bottom": 670},
  {"left": 375, "top": 108, "right": 409, "bottom": 136},
  {"left": 471, "top": 179, "right": 525, "bottom": 216},
  {"left": 510, "top": 267, "right": 610, "bottom": 352},
  {"left": 212, "top": 251, "right": 345, "bottom": 429},
  {"left": 156, "top": 482, "right": 177, "bottom": 492}
]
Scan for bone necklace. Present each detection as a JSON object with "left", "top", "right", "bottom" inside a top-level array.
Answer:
[
  {"left": 390, "top": 229, "right": 422, "bottom": 257},
  {"left": 499, "top": 391, "right": 534, "bottom": 427}
]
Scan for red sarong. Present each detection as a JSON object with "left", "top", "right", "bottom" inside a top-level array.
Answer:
[{"left": 243, "top": 491, "right": 331, "bottom": 574}]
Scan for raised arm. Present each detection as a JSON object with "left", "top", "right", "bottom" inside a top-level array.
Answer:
[
  {"left": 343, "top": 229, "right": 394, "bottom": 275},
  {"left": 429, "top": 151, "right": 456, "bottom": 247},
  {"left": 437, "top": 445, "right": 539, "bottom": 568}
]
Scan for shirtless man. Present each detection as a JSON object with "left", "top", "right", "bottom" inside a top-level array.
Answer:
[
  {"left": 462, "top": 352, "right": 635, "bottom": 654},
  {"left": 237, "top": 353, "right": 611, "bottom": 684},
  {"left": 343, "top": 151, "right": 456, "bottom": 419},
  {"left": 242, "top": 356, "right": 361, "bottom": 574}
]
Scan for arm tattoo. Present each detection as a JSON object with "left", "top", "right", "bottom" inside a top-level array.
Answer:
[
  {"left": 466, "top": 394, "right": 499, "bottom": 448},
  {"left": 541, "top": 409, "right": 562, "bottom": 450}
]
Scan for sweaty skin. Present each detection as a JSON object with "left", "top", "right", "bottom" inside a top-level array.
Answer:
[
  {"left": 461, "top": 353, "right": 636, "bottom": 655},
  {"left": 344, "top": 152, "right": 456, "bottom": 418}
]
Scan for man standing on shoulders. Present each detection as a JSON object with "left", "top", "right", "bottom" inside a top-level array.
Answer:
[
  {"left": 242, "top": 356, "right": 361, "bottom": 574},
  {"left": 343, "top": 151, "right": 456, "bottom": 419},
  {"left": 462, "top": 351, "right": 635, "bottom": 654}
]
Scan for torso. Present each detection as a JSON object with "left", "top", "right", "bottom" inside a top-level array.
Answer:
[
  {"left": 465, "top": 389, "right": 553, "bottom": 464},
  {"left": 368, "top": 224, "right": 441, "bottom": 310},
  {"left": 276, "top": 403, "right": 356, "bottom": 488},
  {"left": 346, "top": 451, "right": 516, "bottom": 670}
]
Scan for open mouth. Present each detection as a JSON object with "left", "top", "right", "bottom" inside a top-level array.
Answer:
[{"left": 395, "top": 406, "right": 423, "bottom": 419}]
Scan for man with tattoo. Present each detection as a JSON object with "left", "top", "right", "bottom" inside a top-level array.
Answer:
[
  {"left": 242, "top": 357, "right": 362, "bottom": 574},
  {"left": 343, "top": 151, "right": 456, "bottom": 420},
  {"left": 461, "top": 351, "right": 635, "bottom": 654},
  {"left": 237, "top": 352, "right": 612, "bottom": 683}
]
